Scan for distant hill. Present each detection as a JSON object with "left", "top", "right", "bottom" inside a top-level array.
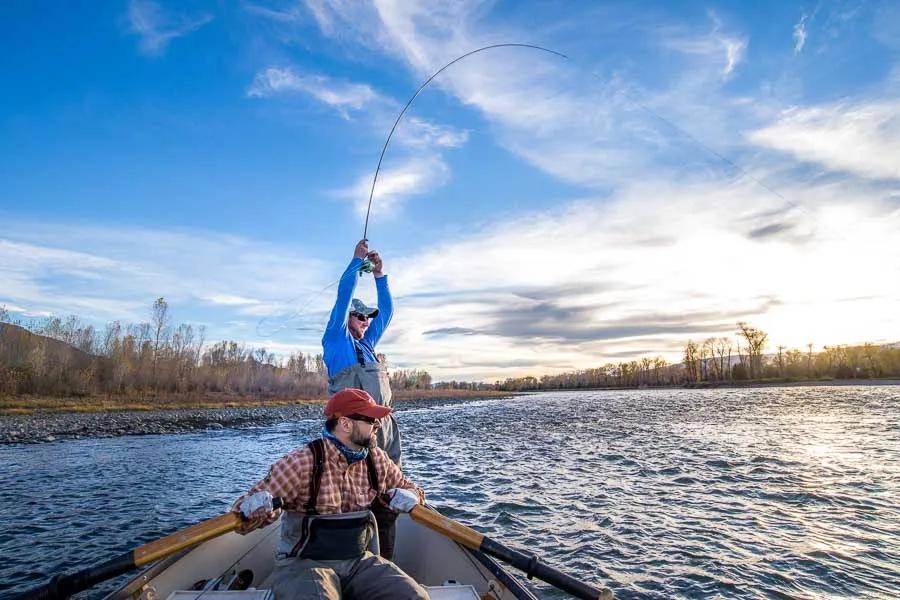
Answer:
[
  {"left": 0, "top": 322, "right": 106, "bottom": 395},
  {"left": 0, "top": 322, "right": 100, "bottom": 369}
]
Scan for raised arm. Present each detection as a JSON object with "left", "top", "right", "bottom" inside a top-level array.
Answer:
[
  {"left": 363, "top": 250, "right": 393, "bottom": 346},
  {"left": 323, "top": 240, "right": 368, "bottom": 336}
]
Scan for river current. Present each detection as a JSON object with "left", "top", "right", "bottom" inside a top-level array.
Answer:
[{"left": 2, "top": 387, "right": 899, "bottom": 599}]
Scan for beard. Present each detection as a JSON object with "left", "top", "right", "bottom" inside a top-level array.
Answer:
[{"left": 350, "top": 423, "right": 377, "bottom": 449}]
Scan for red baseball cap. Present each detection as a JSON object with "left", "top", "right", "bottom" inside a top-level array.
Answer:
[{"left": 324, "top": 388, "right": 392, "bottom": 419}]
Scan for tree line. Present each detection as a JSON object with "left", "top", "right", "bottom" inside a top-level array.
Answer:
[
  {"left": 493, "top": 321, "right": 900, "bottom": 391},
  {"left": 0, "top": 299, "right": 332, "bottom": 398}
]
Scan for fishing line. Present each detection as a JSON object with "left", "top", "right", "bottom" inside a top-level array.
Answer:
[{"left": 255, "top": 261, "right": 368, "bottom": 337}]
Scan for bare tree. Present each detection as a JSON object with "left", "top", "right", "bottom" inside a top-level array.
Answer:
[
  {"left": 737, "top": 322, "right": 768, "bottom": 379},
  {"left": 151, "top": 297, "right": 170, "bottom": 383},
  {"left": 807, "top": 342, "right": 814, "bottom": 378},
  {"left": 713, "top": 337, "right": 732, "bottom": 381},
  {"left": 776, "top": 345, "right": 786, "bottom": 377},
  {"left": 683, "top": 340, "right": 700, "bottom": 382}
]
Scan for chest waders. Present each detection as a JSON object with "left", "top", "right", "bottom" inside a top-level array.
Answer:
[
  {"left": 278, "top": 440, "right": 392, "bottom": 561},
  {"left": 327, "top": 340, "right": 402, "bottom": 466}
]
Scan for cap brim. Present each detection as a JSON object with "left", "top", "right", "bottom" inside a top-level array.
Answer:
[
  {"left": 359, "top": 404, "right": 392, "bottom": 419},
  {"left": 364, "top": 308, "right": 379, "bottom": 319}
]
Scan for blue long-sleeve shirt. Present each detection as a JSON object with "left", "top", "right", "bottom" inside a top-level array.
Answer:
[{"left": 322, "top": 257, "right": 394, "bottom": 378}]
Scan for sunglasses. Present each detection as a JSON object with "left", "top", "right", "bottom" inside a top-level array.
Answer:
[
  {"left": 350, "top": 312, "right": 370, "bottom": 321},
  {"left": 346, "top": 414, "right": 380, "bottom": 426}
]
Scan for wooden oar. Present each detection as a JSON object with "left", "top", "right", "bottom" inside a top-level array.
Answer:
[
  {"left": 410, "top": 505, "right": 613, "bottom": 600},
  {"left": 15, "top": 499, "right": 284, "bottom": 600}
]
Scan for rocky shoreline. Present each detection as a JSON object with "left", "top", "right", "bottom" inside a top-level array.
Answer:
[{"left": 0, "top": 397, "right": 499, "bottom": 445}]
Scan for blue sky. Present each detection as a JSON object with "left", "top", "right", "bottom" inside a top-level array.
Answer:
[{"left": 2, "top": 1, "right": 899, "bottom": 381}]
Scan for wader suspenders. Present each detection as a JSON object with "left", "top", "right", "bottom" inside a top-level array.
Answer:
[
  {"left": 353, "top": 339, "right": 382, "bottom": 366},
  {"left": 293, "top": 438, "right": 328, "bottom": 555},
  {"left": 306, "top": 438, "right": 386, "bottom": 511},
  {"left": 305, "top": 439, "right": 327, "bottom": 515}
]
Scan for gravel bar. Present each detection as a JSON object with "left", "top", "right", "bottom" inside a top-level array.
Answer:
[{"left": 0, "top": 397, "right": 502, "bottom": 444}]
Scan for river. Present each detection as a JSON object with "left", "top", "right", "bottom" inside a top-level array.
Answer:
[{"left": 2, "top": 386, "right": 898, "bottom": 599}]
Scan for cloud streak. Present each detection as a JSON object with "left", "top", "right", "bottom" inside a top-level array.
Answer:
[
  {"left": 247, "top": 67, "right": 380, "bottom": 119},
  {"left": 793, "top": 14, "right": 808, "bottom": 53},
  {"left": 749, "top": 101, "right": 900, "bottom": 180},
  {"left": 127, "top": 0, "right": 212, "bottom": 56}
]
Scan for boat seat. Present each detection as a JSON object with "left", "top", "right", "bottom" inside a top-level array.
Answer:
[{"left": 423, "top": 584, "right": 481, "bottom": 599}]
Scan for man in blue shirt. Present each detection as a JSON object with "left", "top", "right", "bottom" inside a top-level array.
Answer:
[{"left": 322, "top": 239, "right": 402, "bottom": 558}]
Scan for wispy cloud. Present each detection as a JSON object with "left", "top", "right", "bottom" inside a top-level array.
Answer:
[
  {"left": 247, "top": 67, "right": 380, "bottom": 119},
  {"left": 246, "top": 63, "right": 469, "bottom": 212},
  {"left": 749, "top": 100, "right": 900, "bottom": 180},
  {"left": 127, "top": 0, "right": 213, "bottom": 56},
  {"left": 658, "top": 14, "right": 748, "bottom": 78},
  {"left": 336, "top": 156, "right": 451, "bottom": 218},
  {"left": 204, "top": 294, "right": 263, "bottom": 306},
  {"left": 793, "top": 13, "right": 809, "bottom": 53}
]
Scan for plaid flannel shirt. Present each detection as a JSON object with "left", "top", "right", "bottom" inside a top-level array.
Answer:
[{"left": 234, "top": 437, "right": 424, "bottom": 524}]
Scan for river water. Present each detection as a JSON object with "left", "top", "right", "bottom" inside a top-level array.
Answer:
[{"left": 2, "top": 387, "right": 899, "bottom": 599}]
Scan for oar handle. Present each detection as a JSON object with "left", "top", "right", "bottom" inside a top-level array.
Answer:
[
  {"left": 14, "top": 498, "right": 284, "bottom": 600},
  {"left": 410, "top": 505, "right": 613, "bottom": 600}
]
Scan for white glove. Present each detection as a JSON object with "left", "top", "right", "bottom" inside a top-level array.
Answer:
[
  {"left": 388, "top": 488, "right": 419, "bottom": 513},
  {"left": 240, "top": 491, "right": 274, "bottom": 518}
]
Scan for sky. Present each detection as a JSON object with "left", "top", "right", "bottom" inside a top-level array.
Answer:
[{"left": 1, "top": 0, "right": 899, "bottom": 382}]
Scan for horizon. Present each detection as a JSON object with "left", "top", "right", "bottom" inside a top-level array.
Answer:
[{"left": 2, "top": 1, "right": 899, "bottom": 382}]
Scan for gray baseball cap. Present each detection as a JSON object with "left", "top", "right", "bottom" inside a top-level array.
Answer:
[{"left": 351, "top": 298, "right": 379, "bottom": 318}]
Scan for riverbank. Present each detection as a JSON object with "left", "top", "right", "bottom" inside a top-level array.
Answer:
[
  {"left": 515, "top": 377, "right": 900, "bottom": 393},
  {"left": 0, "top": 389, "right": 509, "bottom": 416},
  {"left": 0, "top": 395, "right": 510, "bottom": 444}
]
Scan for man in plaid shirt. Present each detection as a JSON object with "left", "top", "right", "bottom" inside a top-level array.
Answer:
[{"left": 234, "top": 388, "right": 429, "bottom": 599}]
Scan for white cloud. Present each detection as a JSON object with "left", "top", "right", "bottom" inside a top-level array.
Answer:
[
  {"left": 396, "top": 117, "right": 469, "bottom": 149},
  {"left": 337, "top": 156, "right": 451, "bottom": 218},
  {"left": 289, "top": 1, "right": 759, "bottom": 191},
  {"left": 376, "top": 177, "right": 900, "bottom": 380},
  {"left": 749, "top": 101, "right": 900, "bottom": 180},
  {"left": 127, "top": 0, "right": 213, "bottom": 56},
  {"left": 658, "top": 17, "right": 747, "bottom": 78},
  {"left": 793, "top": 14, "right": 808, "bottom": 53},
  {"left": 247, "top": 67, "right": 380, "bottom": 119},
  {"left": 0, "top": 222, "right": 332, "bottom": 337},
  {"left": 204, "top": 294, "right": 262, "bottom": 306},
  {"left": 246, "top": 61, "right": 469, "bottom": 214}
]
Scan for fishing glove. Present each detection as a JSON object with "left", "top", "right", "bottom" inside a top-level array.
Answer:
[
  {"left": 240, "top": 490, "right": 275, "bottom": 518},
  {"left": 387, "top": 488, "right": 419, "bottom": 513}
]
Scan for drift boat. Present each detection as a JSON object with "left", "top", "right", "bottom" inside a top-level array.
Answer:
[
  {"left": 20, "top": 503, "right": 610, "bottom": 600},
  {"left": 106, "top": 511, "right": 535, "bottom": 600}
]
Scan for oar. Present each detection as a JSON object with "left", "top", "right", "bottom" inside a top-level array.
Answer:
[
  {"left": 15, "top": 498, "right": 284, "bottom": 600},
  {"left": 410, "top": 505, "right": 613, "bottom": 600}
]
